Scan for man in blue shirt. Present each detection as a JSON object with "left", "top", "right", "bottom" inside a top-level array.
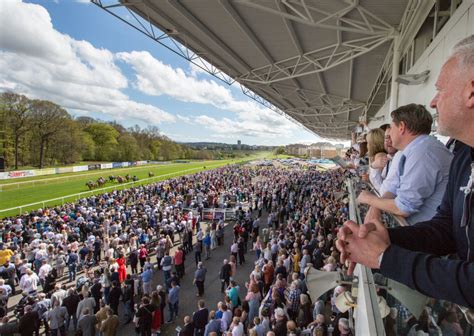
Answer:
[
  {"left": 358, "top": 104, "right": 453, "bottom": 225},
  {"left": 167, "top": 281, "right": 180, "bottom": 323},
  {"left": 141, "top": 266, "right": 153, "bottom": 296},
  {"left": 337, "top": 34, "right": 474, "bottom": 308},
  {"left": 193, "top": 262, "right": 207, "bottom": 297}
]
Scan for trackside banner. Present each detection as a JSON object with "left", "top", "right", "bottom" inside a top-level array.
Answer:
[
  {"left": 5, "top": 170, "right": 35, "bottom": 179},
  {"left": 34, "top": 168, "right": 56, "bottom": 176},
  {"left": 0, "top": 160, "right": 156, "bottom": 180},
  {"left": 72, "top": 166, "right": 89, "bottom": 172}
]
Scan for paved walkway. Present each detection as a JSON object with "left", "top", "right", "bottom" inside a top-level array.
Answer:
[{"left": 119, "top": 220, "right": 258, "bottom": 335}]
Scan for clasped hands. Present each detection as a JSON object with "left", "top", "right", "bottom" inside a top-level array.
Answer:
[{"left": 335, "top": 218, "right": 391, "bottom": 275}]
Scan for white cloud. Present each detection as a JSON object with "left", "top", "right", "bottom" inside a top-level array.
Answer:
[
  {"left": 0, "top": 0, "right": 318, "bottom": 144},
  {"left": 176, "top": 114, "right": 191, "bottom": 123},
  {"left": 0, "top": 0, "right": 175, "bottom": 125},
  {"left": 117, "top": 51, "right": 299, "bottom": 138}
]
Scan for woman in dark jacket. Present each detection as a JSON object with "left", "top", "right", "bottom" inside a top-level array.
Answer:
[{"left": 297, "top": 294, "right": 313, "bottom": 328}]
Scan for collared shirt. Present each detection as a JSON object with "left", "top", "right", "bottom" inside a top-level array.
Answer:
[
  {"left": 287, "top": 288, "right": 301, "bottom": 313},
  {"left": 141, "top": 269, "right": 153, "bottom": 283},
  {"left": 379, "top": 151, "right": 402, "bottom": 195},
  {"left": 168, "top": 285, "right": 180, "bottom": 304},
  {"left": 194, "top": 268, "right": 207, "bottom": 282},
  {"left": 385, "top": 135, "right": 453, "bottom": 224},
  {"left": 48, "top": 306, "right": 68, "bottom": 329}
]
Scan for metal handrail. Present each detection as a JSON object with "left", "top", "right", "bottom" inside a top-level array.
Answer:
[{"left": 347, "top": 178, "right": 386, "bottom": 336}]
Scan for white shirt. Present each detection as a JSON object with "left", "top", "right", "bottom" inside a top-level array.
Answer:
[
  {"left": 232, "top": 322, "right": 244, "bottom": 336},
  {"left": 38, "top": 264, "right": 52, "bottom": 280},
  {"left": 369, "top": 166, "right": 383, "bottom": 193},
  {"left": 19, "top": 273, "right": 39, "bottom": 293}
]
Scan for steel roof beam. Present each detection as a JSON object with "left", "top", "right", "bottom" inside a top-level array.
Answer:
[
  {"left": 167, "top": 0, "right": 305, "bottom": 112},
  {"left": 308, "top": 124, "right": 357, "bottom": 130},
  {"left": 221, "top": 0, "right": 311, "bottom": 109},
  {"left": 287, "top": 103, "right": 365, "bottom": 117},
  {"left": 273, "top": 0, "right": 322, "bottom": 110},
  {"left": 167, "top": 0, "right": 251, "bottom": 73},
  {"left": 235, "top": 0, "right": 395, "bottom": 36},
  {"left": 237, "top": 34, "right": 391, "bottom": 84}
]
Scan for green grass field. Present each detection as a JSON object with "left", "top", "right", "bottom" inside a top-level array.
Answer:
[{"left": 0, "top": 152, "right": 285, "bottom": 217}]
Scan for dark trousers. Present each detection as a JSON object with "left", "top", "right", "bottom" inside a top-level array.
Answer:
[
  {"left": 66, "top": 314, "right": 77, "bottom": 331},
  {"left": 51, "top": 325, "right": 66, "bottom": 336},
  {"left": 68, "top": 265, "right": 76, "bottom": 282},
  {"left": 168, "top": 301, "right": 179, "bottom": 321},
  {"left": 139, "top": 258, "right": 146, "bottom": 271},
  {"left": 195, "top": 252, "right": 201, "bottom": 266},
  {"left": 94, "top": 250, "right": 101, "bottom": 264},
  {"left": 196, "top": 280, "right": 204, "bottom": 296},
  {"left": 111, "top": 302, "right": 119, "bottom": 315},
  {"left": 176, "top": 264, "right": 185, "bottom": 278},
  {"left": 140, "top": 326, "right": 152, "bottom": 336},
  {"left": 238, "top": 252, "right": 245, "bottom": 265}
]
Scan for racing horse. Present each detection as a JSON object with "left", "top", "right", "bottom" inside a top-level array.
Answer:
[
  {"left": 86, "top": 180, "right": 98, "bottom": 190},
  {"left": 97, "top": 177, "right": 106, "bottom": 187}
]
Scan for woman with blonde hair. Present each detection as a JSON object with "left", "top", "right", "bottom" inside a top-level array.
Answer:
[
  {"left": 367, "top": 127, "right": 388, "bottom": 190},
  {"left": 323, "top": 256, "right": 337, "bottom": 272},
  {"left": 367, "top": 128, "right": 386, "bottom": 161}
]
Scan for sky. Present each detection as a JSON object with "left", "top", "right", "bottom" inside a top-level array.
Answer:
[{"left": 0, "top": 0, "right": 344, "bottom": 146}]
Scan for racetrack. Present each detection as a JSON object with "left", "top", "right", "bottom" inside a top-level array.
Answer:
[{"left": 0, "top": 152, "right": 277, "bottom": 217}]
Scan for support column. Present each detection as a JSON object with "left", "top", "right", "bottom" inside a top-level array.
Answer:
[{"left": 389, "top": 36, "right": 401, "bottom": 112}]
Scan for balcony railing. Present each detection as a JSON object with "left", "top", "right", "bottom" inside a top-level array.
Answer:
[{"left": 347, "top": 176, "right": 473, "bottom": 335}]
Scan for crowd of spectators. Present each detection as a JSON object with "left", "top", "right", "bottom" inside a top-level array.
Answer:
[
  {"left": 0, "top": 33, "right": 474, "bottom": 336},
  {"left": 0, "top": 139, "right": 471, "bottom": 336}
]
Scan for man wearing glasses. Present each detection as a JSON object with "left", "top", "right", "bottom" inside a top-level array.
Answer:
[{"left": 336, "top": 35, "right": 474, "bottom": 308}]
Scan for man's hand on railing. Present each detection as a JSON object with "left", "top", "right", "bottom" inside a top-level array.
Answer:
[{"left": 336, "top": 219, "right": 391, "bottom": 275}]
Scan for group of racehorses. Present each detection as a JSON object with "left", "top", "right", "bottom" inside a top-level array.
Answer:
[{"left": 85, "top": 171, "right": 155, "bottom": 190}]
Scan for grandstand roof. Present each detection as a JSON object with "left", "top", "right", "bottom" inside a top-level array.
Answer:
[{"left": 93, "top": 0, "right": 426, "bottom": 139}]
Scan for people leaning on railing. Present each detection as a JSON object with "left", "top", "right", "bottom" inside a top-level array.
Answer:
[
  {"left": 337, "top": 34, "right": 474, "bottom": 310},
  {"left": 358, "top": 103, "right": 453, "bottom": 226}
]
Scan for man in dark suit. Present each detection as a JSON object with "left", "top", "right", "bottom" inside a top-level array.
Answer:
[
  {"left": 192, "top": 300, "right": 208, "bottom": 336},
  {"left": 219, "top": 259, "right": 231, "bottom": 293},
  {"left": 179, "top": 315, "right": 194, "bottom": 336}
]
